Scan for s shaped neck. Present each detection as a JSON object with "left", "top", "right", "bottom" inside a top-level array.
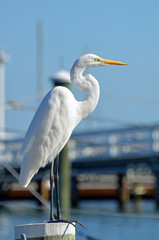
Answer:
[{"left": 70, "top": 65, "right": 100, "bottom": 119}]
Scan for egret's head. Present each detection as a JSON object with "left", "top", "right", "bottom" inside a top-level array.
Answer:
[{"left": 76, "top": 53, "right": 127, "bottom": 69}]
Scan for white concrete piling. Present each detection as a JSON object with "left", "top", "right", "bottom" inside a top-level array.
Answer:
[{"left": 15, "top": 222, "right": 75, "bottom": 240}]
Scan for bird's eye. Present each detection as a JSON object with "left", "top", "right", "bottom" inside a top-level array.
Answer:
[{"left": 94, "top": 58, "right": 101, "bottom": 62}]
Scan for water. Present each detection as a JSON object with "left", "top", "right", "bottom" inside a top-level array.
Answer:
[{"left": 1, "top": 200, "right": 159, "bottom": 240}]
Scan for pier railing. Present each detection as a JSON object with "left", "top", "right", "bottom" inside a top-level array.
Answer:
[
  {"left": 1, "top": 125, "right": 159, "bottom": 209},
  {"left": 1, "top": 124, "right": 159, "bottom": 174}
]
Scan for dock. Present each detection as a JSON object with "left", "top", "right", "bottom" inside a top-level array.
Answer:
[{"left": 1, "top": 124, "right": 159, "bottom": 209}]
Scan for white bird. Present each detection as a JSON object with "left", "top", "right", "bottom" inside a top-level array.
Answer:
[{"left": 19, "top": 53, "right": 127, "bottom": 221}]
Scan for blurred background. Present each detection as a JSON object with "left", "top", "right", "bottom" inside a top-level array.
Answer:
[
  {"left": 1, "top": 0, "right": 159, "bottom": 132},
  {"left": 1, "top": 1, "right": 159, "bottom": 239}
]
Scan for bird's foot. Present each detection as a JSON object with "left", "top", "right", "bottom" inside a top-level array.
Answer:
[
  {"left": 58, "top": 219, "right": 85, "bottom": 228},
  {"left": 45, "top": 219, "right": 85, "bottom": 228}
]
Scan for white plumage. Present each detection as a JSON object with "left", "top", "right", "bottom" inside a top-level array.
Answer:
[{"left": 19, "top": 53, "right": 127, "bottom": 188}]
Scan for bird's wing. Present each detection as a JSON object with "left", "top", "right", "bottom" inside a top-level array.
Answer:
[{"left": 19, "top": 88, "right": 69, "bottom": 187}]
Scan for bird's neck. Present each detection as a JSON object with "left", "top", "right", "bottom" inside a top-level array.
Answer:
[{"left": 71, "top": 65, "right": 100, "bottom": 120}]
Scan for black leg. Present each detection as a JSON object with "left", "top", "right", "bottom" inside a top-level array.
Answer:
[
  {"left": 50, "top": 160, "right": 55, "bottom": 222},
  {"left": 54, "top": 154, "right": 61, "bottom": 221},
  {"left": 48, "top": 154, "right": 84, "bottom": 228}
]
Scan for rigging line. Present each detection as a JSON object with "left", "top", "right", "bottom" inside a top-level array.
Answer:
[
  {"left": 102, "top": 92, "right": 159, "bottom": 105},
  {"left": 0, "top": 164, "right": 77, "bottom": 221},
  {"left": 0, "top": 162, "right": 49, "bottom": 209},
  {"left": 0, "top": 163, "right": 73, "bottom": 221},
  {"left": 0, "top": 102, "right": 36, "bottom": 111},
  {"left": 5, "top": 89, "right": 159, "bottom": 110},
  {"left": 8, "top": 90, "right": 46, "bottom": 104},
  {"left": 0, "top": 90, "right": 47, "bottom": 110},
  {"left": 2, "top": 92, "right": 159, "bottom": 111},
  {"left": 4, "top": 90, "right": 159, "bottom": 110},
  {"left": 86, "top": 115, "right": 151, "bottom": 127}
]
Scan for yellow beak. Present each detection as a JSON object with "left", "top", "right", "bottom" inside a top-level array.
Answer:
[{"left": 102, "top": 59, "right": 127, "bottom": 65}]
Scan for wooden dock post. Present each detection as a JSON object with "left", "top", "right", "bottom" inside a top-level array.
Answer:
[
  {"left": 117, "top": 174, "right": 129, "bottom": 211},
  {"left": 51, "top": 70, "right": 71, "bottom": 218},
  {"left": 59, "top": 144, "right": 71, "bottom": 217},
  {"left": 155, "top": 172, "right": 159, "bottom": 209},
  {"left": 15, "top": 222, "right": 75, "bottom": 240}
]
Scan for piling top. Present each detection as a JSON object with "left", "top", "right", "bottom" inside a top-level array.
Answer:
[
  {"left": 0, "top": 49, "right": 9, "bottom": 63},
  {"left": 51, "top": 70, "right": 70, "bottom": 84},
  {"left": 15, "top": 222, "right": 75, "bottom": 240}
]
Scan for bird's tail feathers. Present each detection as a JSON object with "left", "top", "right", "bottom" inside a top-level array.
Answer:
[{"left": 19, "top": 164, "right": 39, "bottom": 188}]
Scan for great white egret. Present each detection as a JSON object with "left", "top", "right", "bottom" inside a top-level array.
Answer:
[{"left": 19, "top": 53, "right": 127, "bottom": 222}]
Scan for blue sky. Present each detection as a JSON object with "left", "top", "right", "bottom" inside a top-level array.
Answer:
[{"left": 1, "top": 0, "right": 159, "bottom": 133}]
